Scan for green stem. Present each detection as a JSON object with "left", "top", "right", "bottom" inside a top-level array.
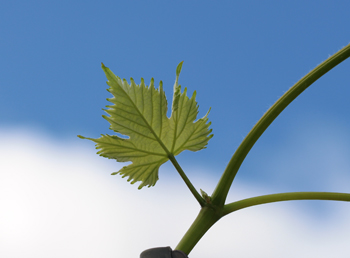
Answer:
[
  {"left": 168, "top": 154, "right": 206, "bottom": 207},
  {"left": 175, "top": 206, "right": 222, "bottom": 255},
  {"left": 176, "top": 191, "right": 350, "bottom": 254},
  {"left": 175, "top": 44, "right": 350, "bottom": 255},
  {"left": 211, "top": 43, "right": 350, "bottom": 207},
  {"left": 222, "top": 192, "right": 350, "bottom": 216}
]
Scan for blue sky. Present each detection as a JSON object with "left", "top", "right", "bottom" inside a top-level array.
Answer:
[{"left": 1, "top": 1, "right": 350, "bottom": 257}]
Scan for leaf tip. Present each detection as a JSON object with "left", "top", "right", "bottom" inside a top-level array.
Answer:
[
  {"left": 176, "top": 61, "right": 184, "bottom": 77},
  {"left": 204, "top": 107, "right": 211, "bottom": 117}
]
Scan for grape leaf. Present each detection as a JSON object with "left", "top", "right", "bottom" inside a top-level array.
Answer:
[{"left": 79, "top": 62, "right": 213, "bottom": 189}]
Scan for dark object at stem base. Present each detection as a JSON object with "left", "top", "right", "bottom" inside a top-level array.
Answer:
[{"left": 140, "top": 246, "right": 188, "bottom": 258}]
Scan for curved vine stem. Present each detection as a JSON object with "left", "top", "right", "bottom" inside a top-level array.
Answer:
[
  {"left": 176, "top": 43, "right": 350, "bottom": 255},
  {"left": 211, "top": 43, "right": 350, "bottom": 207},
  {"left": 222, "top": 192, "right": 350, "bottom": 216}
]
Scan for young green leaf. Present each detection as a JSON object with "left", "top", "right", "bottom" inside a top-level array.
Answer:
[{"left": 79, "top": 62, "right": 213, "bottom": 189}]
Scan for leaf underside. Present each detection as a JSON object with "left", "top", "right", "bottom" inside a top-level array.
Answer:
[{"left": 79, "top": 62, "right": 213, "bottom": 189}]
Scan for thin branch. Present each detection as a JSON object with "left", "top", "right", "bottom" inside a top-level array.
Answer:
[
  {"left": 168, "top": 154, "right": 206, "bottom": 207},
  {"left": 222, "top": 192, "right": 350, "bottom": 216}
]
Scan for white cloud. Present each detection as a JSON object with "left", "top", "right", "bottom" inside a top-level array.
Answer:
[{"left": 0, "top": 127, "right": 349, "bottom": 258}]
